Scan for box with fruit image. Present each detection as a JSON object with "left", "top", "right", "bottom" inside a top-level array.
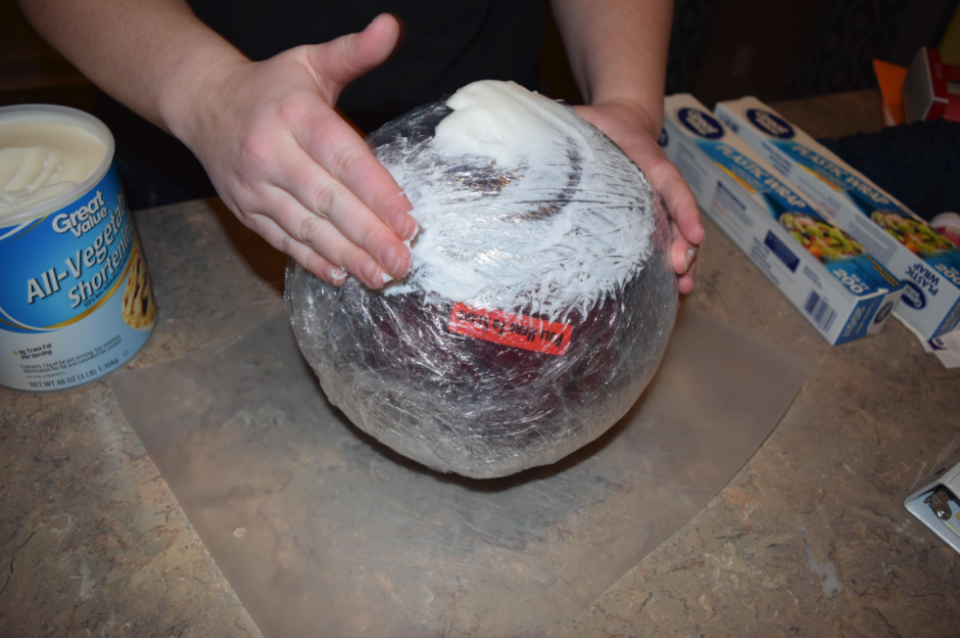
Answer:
[
  {"left": 715, "top": 96, "right": 960, "bottom": 340},
  {"left": 661, "top": 94, "right": 904, "bottom": 345}
]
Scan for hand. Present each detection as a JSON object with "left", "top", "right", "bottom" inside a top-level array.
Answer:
[
  {"left": 575, "top": 101, "right": 704, "bottom": 294},
  {"left": 173, "top": 14, "right": 416, "bottom": 288}
]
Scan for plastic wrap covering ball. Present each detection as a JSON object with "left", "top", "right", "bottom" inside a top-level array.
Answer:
[{"left": 286, "top": 81, "right": 677, "bottom": 479}]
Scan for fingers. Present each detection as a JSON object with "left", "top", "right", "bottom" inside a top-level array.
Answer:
[
  {"left": 571, "top": 103, "right": 703, "bottom": 288},
  {"left": 669, "top": 219, "right": 698, "bottom": 289},
  {"left": 273, "top": 137, "right": 411, "bottom": 269},
  {"left": 646, "top": 154, "right": 704, "bottom": 247},
  {"left": 243, "top": 212, "right": 349, "bottom": 286},
  {"left": 249, "top": 187, "right": 396, "bottom": 288},
  {"left": 309, "top": 14, "right": 401, "bottom": 89},
  {"left": 188, "top": 21, "right": 414, "bottom": 291},
  {"left": 297, "top": 22, "right": 417, "bottom": 261},
  {"left": 291, "top": 104, "right": 416, "bottom": 238},
  {"left": 644, "top": 152, "right": 703, "bottom": 292},
  {"left": 280, "top": 18, "right": 415, "bottom": 289},
  {"left": 678, "top": 261, "right": 697, "bottom": 295}
]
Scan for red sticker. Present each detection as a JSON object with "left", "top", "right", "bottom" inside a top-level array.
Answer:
[{"left": 447, "top": 303, "right": 573, "bottom": 356}]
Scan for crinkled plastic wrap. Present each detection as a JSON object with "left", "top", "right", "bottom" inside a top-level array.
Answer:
[{"left": 286, "top": 81, "right": 677, "bottom": 478}]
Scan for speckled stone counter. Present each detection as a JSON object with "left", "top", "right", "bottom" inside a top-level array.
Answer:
[{"left": 2, "top": 90, "right": 958, "bottom": 637}]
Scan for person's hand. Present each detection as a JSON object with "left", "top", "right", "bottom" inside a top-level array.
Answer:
[
  {"left": 575, "top": 101, "right": 704, "bottom": 294},
  {"left": 172, "top": 14, "right": 416, "bottom": 288}
]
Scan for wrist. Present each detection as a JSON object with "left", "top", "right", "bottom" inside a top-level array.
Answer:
[
  {"left": 156, "top": 43, "right": 249, "bottom": 152},
  {"left": 590, "top": 95, "right": 663, "bottom": 139}
]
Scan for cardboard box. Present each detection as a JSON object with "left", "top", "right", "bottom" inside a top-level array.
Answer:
[
  {"left": 661, "top": 94, "right": 904, "bottom": 345},
  {"left": 715, "top": 96, "right": 960, "bottom": 339},
  {"left": 902, "top": 47, "right": 960, "bottom": 124}
]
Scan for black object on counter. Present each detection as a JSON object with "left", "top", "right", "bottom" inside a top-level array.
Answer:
[{"left": 818, "top": 119, "right": 960, "bottom": 221}]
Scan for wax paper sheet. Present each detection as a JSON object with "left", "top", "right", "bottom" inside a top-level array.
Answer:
[{"left": 111, "top": 306, "right": 806, "bottom": 637}]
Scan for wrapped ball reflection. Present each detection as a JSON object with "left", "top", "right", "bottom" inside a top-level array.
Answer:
[{"left": 286, "top": 81, "right": 677, "bottom": 478}]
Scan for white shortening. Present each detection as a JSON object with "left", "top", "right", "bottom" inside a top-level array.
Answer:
[{"left": 382, "top": 80, "right": 657, "bottom": 323}]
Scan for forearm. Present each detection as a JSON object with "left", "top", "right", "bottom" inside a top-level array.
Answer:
[
  {"left": 16, "top": 0, "right": 245, "bottom": 142},
  {"left": 551, "top": 0, "right": 673, "bottom": 135},
  {"left": 553, "top": 0, "right": 701, "bottom": 290}
]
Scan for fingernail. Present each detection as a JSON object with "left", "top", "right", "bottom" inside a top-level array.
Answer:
[
  {"left": 359, "top": 259, "right": 381, "bottom": 287},
  {"left": 697, "top": 224, "right": 706, "bottom": 243},
  {"left": 388, "top": 210, "right": 416, "bottom": 239},
  {"left": 405, "top": 217, "right": 419, "bottom": 242},
  {"left": 330, "top": 268, "right": 347, "bottom": 285},
  {"left": 684, "top": 248, "right": 695, "bottom": 272},
  {"left": 379, "top": 244, "right": 401, "bottom": 275}
]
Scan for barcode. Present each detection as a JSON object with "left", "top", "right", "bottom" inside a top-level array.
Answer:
[{"left": 804, "top": 291, "right": 836, "bottom": 332}]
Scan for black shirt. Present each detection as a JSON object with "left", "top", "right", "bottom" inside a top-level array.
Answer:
[{"left": 101, "top": 0, "right": 544, "bottom": 208}]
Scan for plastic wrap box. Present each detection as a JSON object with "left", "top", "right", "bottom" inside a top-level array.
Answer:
[
  {"left": 661, "top": 94, "right": 903, "bottom": 345},
  {"left": 715, "top": 97, "right": 960, "bottom": 339}
]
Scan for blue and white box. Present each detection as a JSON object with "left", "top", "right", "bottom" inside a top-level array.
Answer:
[
  {"left": 715, "top": 97, "right": 960, "bottom": 340},
  {"left": 662, "top": 94, "right": 904, "bottom": 345}
]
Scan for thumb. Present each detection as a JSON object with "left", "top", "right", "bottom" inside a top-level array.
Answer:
[{"left": 309, "top": 14, "right": 401, "bottom": 93}]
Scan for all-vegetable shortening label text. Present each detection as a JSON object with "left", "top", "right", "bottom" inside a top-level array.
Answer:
[
  {"left": 1, "top": 164, "right": 155, "bottom": 391},
  {"left": 24, "top": 190, "right": 135, "bottom": 309}
]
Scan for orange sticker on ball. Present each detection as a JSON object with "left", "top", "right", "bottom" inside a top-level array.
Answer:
[{"left": 447, "top": 303, "right": 573, "bottom": 355}]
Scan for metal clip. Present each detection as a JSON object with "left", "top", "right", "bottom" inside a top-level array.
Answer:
[{"left": 925, "top": 487, "right": 956, "bottom": 520}]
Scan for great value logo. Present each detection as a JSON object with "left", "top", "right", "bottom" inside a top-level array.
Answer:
[
  {"left": 51, "top": 191, "right": 106, "bottom": 238},
  {"left": 678, "top": 108, "right": 724, "bottom": 139},
  {"left": 747, "top": 109, "right": 795, "bottom": 139},
  {"left": 901, "top": 281, "right": 926, "bottom": 309},
  {"left": 874, "top": 301, "right": 894, "bottom": 324}
]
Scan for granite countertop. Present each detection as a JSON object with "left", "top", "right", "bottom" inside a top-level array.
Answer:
[{"left": 2, "top": 89, "right": 958, "bottom": 637}]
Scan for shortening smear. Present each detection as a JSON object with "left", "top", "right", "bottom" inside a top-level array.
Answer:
[{"left": 379, "top": 80, "right": 657, "bottom": 322}]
